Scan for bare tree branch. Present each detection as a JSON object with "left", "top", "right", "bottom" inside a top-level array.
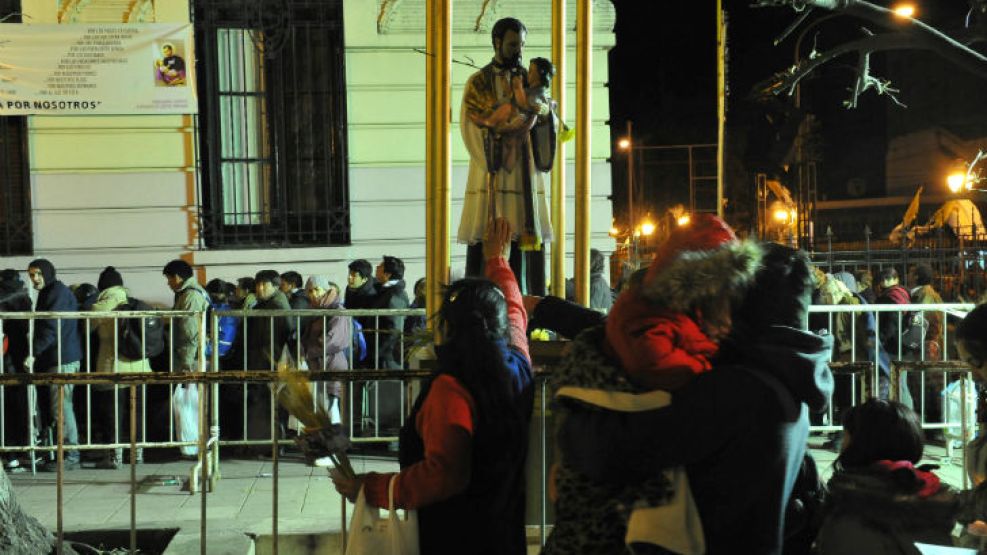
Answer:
[{"left": 752, "top": 0, "right": 987, "bottom": 107}]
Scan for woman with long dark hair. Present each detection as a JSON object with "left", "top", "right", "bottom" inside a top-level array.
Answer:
[{"left": 331, "top": 218, "right": 533, "bottom": 554}]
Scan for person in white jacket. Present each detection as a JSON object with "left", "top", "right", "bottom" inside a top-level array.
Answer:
[{"left": 91, "top": 266, "right": 150, "bottom": 469}]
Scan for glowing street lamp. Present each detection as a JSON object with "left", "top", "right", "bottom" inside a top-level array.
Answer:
[
  {"left": 947, "top": 172, "right": 968, "bottom": 193},
  {"left": 773, "top": 208, "right": 791, "bottom": 224},
  {"left": 617, "top": 138, "right": 631, "bottom": 150},
  {"left": 892, "top": 3, "right": 916, "bottom": 18},
  {"left": 676, "top": 214, "right": 691, "bottom": 227},
  {"left": 641, "top": 221, "right": 656, "bottom": 236}
]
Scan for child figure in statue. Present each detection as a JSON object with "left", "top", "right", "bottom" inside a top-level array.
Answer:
[{"left": 473, "top": 57, "right": 554, "bottom": 129}]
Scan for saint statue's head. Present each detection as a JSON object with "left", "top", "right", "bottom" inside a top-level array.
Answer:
[{"left": 491, "top": 17, "right": 526, "bottom": 69}]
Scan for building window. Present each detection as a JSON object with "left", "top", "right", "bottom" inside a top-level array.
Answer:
[
  {"left": 0, "top": 2, "right": 32, "bottom": 256},
  {"left": 194, "top": 0, "right": 350, "bottom": 248}
]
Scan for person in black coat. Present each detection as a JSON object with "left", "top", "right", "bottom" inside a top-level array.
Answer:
[
  {"left": 27, "top": 259, "right": 82, "bottom": 470},
  {"left": 371, "top": 256, "right": 410, "bottom": 369},
  {"left": 1, "top": 269, "right": 34, "bottom": 463},
  {"left": 344, "top": 259, "right": 377, "bottom": 369},
  {"left": 0, "top": 269, "right": 32, "bottom": 372},
  {"left": 557, "top": 244, "right": 835, "bottom": 554},
  {"left": 280, "top": 270, "right": 312, "bottom": 354}
]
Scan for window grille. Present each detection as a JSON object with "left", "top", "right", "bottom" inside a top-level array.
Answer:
[
  {"left": 0, "top": 2, "right": 32, "bottom": 256},
  {"left": 193, "top": 0, "right": 350, "bottom": 248}
]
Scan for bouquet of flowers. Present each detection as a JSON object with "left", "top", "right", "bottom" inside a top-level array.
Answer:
[{"left": 273, "top": 365, "right": 355, "bottom": 479}]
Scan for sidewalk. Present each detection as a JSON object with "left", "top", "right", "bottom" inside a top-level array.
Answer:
[
  {"left": 9, "top": 455, "right": 399, "bottom": 554},
  {"left": 8, "top": 445, "right": 971, "bottom": 554}
]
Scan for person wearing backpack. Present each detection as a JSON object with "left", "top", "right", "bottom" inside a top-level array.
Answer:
[
  {"left": 204, "top": 278, "right": 239, "bottom": 362},
  {"left": 91, "top": 266, "right": 151, "bottom": 469}
]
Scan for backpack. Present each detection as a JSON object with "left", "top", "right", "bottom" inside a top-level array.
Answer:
[
  {"left": 352, "top": 319, "right": 367, "bottom": 363},
  {"left": 117, "top": 297, "right": 165, "bottom": 360},
  {"left": 901, "top": 311, "right": 929, "bottom": 353}
]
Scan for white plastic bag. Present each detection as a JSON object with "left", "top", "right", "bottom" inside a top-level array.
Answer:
[
  {"left": 173, "top": 384, "right": 199, "bottom": 456},
  {"left": 345, "top": 475, "right": 419, "bottom": 555}
]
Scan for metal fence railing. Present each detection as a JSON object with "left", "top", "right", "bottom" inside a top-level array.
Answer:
[{"left": 0, "top": 303, "right": 981, "bottom": 554}]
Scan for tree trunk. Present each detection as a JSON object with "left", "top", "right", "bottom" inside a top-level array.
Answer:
[{"left": 0, "top": 465, "right": 57, "bottom": 554}]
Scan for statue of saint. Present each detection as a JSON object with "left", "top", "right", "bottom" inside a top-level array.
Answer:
[{"left": 458, "top": 17, "right": 557, "bottom": 295}]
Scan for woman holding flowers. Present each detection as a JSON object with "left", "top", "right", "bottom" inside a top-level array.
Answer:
[{"left": 331, "top": 218, "right": 533, "bottom": 555}]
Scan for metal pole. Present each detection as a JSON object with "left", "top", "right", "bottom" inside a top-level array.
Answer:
[
  {"left": 574, "top": 0, "right": 593, "bottom": 306},
  {"left": 272, "top": 386, "right": 279, "bottom": 555},
  {"left": 626, "top": 120, "right": 634, "bottom": 229},
  {"left": 200, "top": 381, "right": 208, "bottom": 555},
  {"left": 425, "top": 0, "right": 452, "bottom": 337},
  {"left": 57, "top": 383, "right": 64, "bottom": 555},
  {"left": 962, "top": 374, "right": 970, "bottom": 489},
  {"left": 688, "top": 145, "right": 695, "bottom": 214},
  {"left": 540, "top": 379, "right": 547, "bottom": 546},
  {"left": 715, "top": 0, "right": 725, "bottom": 218},
  {"left": 550, "top": 0, "right": 567, "bottom": 299},
  {"left": 211, "top": 311, "right": 221, "bottom": 486},
  {"left": 130, "top": 385, "right": 137, "bottom": 554}
]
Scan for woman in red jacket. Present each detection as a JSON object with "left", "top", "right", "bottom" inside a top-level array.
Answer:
[{"left": 331, "top": 218, "right": 534, "bottom": 554}]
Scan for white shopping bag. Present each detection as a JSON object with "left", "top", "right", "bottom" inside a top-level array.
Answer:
[
  {"left": 173, "top": 384, "right": 199, "bottom": 456},
  {"left": 345, "top": 476, "right": 419, "bottom": 555}
]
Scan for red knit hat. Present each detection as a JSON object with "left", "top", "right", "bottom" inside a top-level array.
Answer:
[{"left": 639, "top": 214, "right": 762, "bottom": 312}]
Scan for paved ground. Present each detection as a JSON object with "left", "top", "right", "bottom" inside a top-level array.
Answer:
[
  {"left": 9, "top": 454, "right": 399, "bottom": 554},
  {"left": 6, "top": 441, "right": 974, "bottom": 554}
]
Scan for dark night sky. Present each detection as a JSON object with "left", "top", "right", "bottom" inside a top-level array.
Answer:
[{"left": 608, "top": 0, "right": 987, "bottom": 227}]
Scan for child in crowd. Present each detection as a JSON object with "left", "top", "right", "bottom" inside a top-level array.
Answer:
[
  {"left": 605, "top": 213, "right": 762, "bottom": 391},
  {"left": 816, "top": 399, "right": 960, "bottom": 554}
]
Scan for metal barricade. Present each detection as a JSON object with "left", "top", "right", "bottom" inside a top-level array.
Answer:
[
  {"left": 0, "top": 303, "right": 981, "bottom": 554},
  {"left": 807, "top": 302, "right": 977, "bottom": 485},
  {"left": 206, "top": 307, "right": 426, "bottom": 451},
  {"left": 0, "top": 310, "right": 208, "bottom": 471}
]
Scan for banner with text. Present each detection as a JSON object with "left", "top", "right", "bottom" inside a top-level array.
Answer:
[{"left": 0, "top": 23, "right": 196, "bottom": 115}]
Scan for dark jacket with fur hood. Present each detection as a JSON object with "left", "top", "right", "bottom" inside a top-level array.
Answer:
[{"left": 816, "top": 463, "right": 960, "bottom": 555}]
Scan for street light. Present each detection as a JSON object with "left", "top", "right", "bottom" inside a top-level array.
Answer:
[
  {"left": 947, "top": 172, "right": 968, "bottom": 193},
  {"left": 892, "top": 4, "right": 916, "bottom": 18},
  {"left": 946, "top": 151, "right": 987, "bottom": 193},
  {"left": 773, "top": 208, "right": 791, "bottom": 224},
  {"left": 676, "top": 214, "right": 691, "bottom": 227},
  {"left": 641, "top": 220, "right": 656, "bottom": 236},
  {"left": 622, "top": 120, "right": 635, "bottom": 238}
]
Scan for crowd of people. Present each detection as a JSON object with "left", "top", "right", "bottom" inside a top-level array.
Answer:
[
  {"left": 0, "top": 254, "right": 418, "bottom": 471},
  {"left": 4, "top": 212, "right": 987, "bottom": 553},
  {"left": 325, "top": 214, "right": 987, "bottom": 554}
]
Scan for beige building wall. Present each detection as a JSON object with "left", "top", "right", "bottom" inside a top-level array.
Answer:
[{"left": 1, "top": 0, "right": 615, "bottom": 304}]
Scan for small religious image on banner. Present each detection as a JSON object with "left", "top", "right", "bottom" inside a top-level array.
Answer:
[{"left": 154, "top": 40, "right": 188, "bottom": 87}]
